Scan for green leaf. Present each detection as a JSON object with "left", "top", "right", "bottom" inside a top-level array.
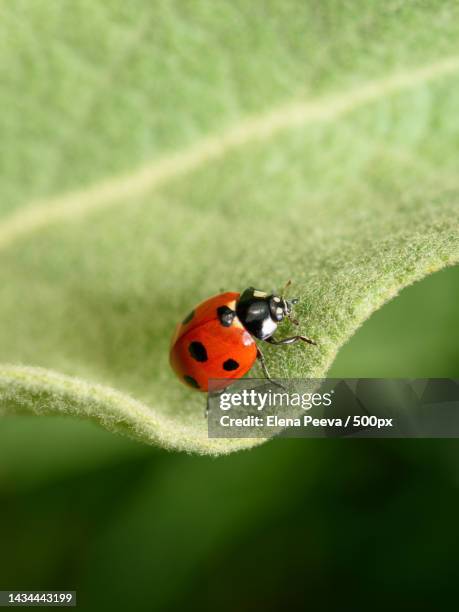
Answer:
[{"left": 1, "top": 1, "right": 459, "bottom": 454}]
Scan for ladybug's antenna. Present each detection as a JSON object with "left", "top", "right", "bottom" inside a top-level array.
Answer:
[{"left": 281, "top": 279, "right": 292, "bottom": 297}]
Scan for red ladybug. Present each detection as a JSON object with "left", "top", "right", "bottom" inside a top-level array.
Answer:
[{"left": 170, "top": 285, "right": 316, "bottom": 391}]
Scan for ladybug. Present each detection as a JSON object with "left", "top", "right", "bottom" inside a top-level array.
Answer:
[{"left": 169, "top": 284, "right": 316, "bottom": 391}]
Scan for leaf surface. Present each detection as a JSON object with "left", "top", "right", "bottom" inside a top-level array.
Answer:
[{"left": 1, "top": 1, "right": 459, "bottom": 453}]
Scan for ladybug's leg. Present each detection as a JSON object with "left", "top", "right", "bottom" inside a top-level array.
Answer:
[
  {"left": 256, "top": 346, "right": 286, "bottom": 390},
  {"left": 266, "top": 334, "right": 317, "bottom": 346},
  {"left": 256, "top": 345, "right": 272, "bottom": 380}
]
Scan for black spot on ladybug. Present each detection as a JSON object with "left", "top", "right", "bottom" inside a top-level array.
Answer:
[
  {"left": 189, "top": 341, "right": 208, "bottom": 362},
  {"left": 217, "top": 305, "right": 235, "bottom": 327},
  {"left": 182, "top": 310, "right": 195, "bottom": 325},
  {"left": 184, "top": 375, "right": 200, "bottom": 389},
  {"left": 223, "top": 358, "right": 239, "bottom": 371}
]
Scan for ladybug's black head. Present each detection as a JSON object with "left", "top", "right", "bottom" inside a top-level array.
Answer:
[
  {"left": 269, "top": 294, "right": 299, "bottom": 322},
  {"left": 236, "top": 287, "right": 299, "bottom": 341}
]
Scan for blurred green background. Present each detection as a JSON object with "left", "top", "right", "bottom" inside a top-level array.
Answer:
[{"left": 1, "top": 265, "right": 458, "bottom": 611}]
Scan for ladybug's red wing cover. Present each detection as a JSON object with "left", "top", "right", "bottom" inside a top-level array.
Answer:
[{"left": 170, "top": 292, "right": 257, "bottom": 391}]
